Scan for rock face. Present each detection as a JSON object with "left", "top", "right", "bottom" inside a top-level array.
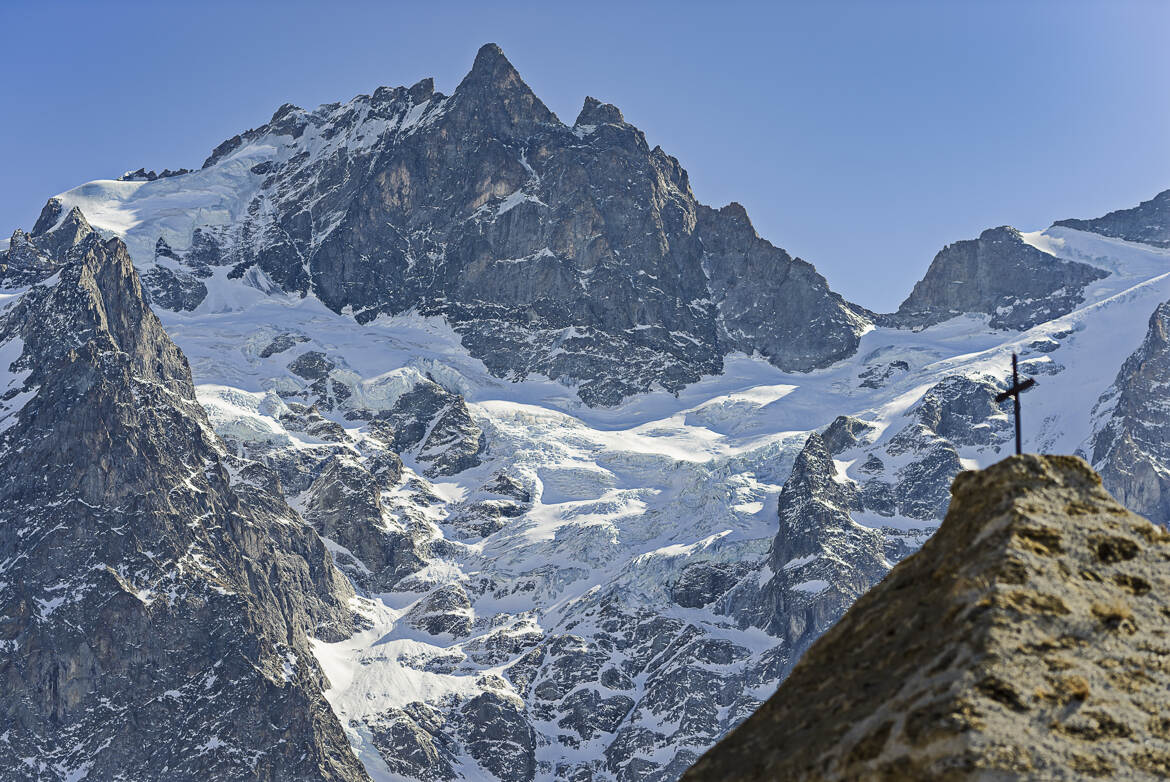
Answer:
[
  {"left": 372, "top": 379, "right": 485, "bottom": 477},
  {"left": 127, "top": 43, "right": 868, "bottom": 405},
  {"left": 888, "top": 226, "right": 1107, "bottom": 330},
  {"left": 1, "top": 204, "right": 95, "bottom": 286},
  {"left": 685, "top": 455, "right": 1170, "bottom": 781},
  {"left": 725, "top": 434, "right": 889, "bottom": 649},
  {"left": 0, "top": 221, "right": 367, "bottom": 780},
  {"left": 1090, "top": 300, "right": 1170, "bottom": 525},
  {"left": 1055, "top": 189, "right": 1170, "bottom": 248}
]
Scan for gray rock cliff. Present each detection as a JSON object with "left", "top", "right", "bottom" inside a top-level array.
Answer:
[
  {"left": 1090, "top": 300, "right": 1170, "bottom": 526},
  {"left": 1055, "top": 189, "right": 1170, "bottom": 247},
  {"left": 144, "top": 43, "right": 870, "bottom": 405},
  {"left": 888, "top": 226, "right": 1107, "bottom": 330},
  {"left": 0, "top": 220, "right": 368, "bottom": 780}
]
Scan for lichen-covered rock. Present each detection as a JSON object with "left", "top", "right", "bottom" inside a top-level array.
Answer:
[{"left": 686, "top": 455, "right": 1170, "bottom": 781}]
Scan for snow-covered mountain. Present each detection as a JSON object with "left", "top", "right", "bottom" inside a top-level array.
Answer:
[{"left": 2, "top": 42, "right": 1170, "bottom": 782}]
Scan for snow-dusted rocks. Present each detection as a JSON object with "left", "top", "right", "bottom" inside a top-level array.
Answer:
[
  {"left": 7, "top": 40, "right": 1170, "bottom": 782},
  {"left": 1090, "top": 300, "right": 1170, "bottom": 525},
  {"left": 371, "top": 379, "right": 485, "bottom": 478},
  {"left": 43, "top": 43, "right": 870, "bottom": 408},
  {"left": 1, "top": 203, "right": 94, "bottom": 287},
  {"left": 686, "top": 456, "right": 1170, "bottom": 781},
  {"left": 1055, "top": 188, "right": 1170, "bottom": 248},
  {"left": 0, "top": 225, "right": 365, "bottom": 780},
  {"left": 889, "top": 226, "right": 1108, "bottom": 330},
  {"left": 724, "top": 433, "right": 889, "bottom": 646}
]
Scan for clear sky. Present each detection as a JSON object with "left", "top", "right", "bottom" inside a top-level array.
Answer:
[{"left": 1, "top": 0, "right": 1167, "bottom": 311}]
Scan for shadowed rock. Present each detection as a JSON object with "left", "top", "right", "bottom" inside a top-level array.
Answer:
[
  {"left": 1091, "top": 300, "right": 1170, "bottom": 526},
  {"left": 155, "top": 43, "right": 870, "bottom": 406},
  {"left": 1055, "top": 189, "right": 1170, "bottom": 248}
]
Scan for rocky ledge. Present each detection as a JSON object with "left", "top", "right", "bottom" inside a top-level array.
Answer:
[{"left": 685, "top": 454, "right": 1170, "bottom": 781}]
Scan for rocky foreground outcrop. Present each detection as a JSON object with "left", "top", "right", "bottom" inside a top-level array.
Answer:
[{"left": 685, "top": 455, "right": 1170, "bottom": 781}]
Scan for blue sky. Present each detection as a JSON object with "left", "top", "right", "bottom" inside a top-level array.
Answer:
[{"left": 1, "top": 0, "right": 1167, "bottom": 310}]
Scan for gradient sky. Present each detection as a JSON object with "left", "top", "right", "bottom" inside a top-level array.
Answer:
[{"left": 1, "top": 0, "right": 1167, "bottom": 311}]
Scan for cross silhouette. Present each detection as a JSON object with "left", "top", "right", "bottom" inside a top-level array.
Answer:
[{"left": 995, "top": 353, "right": 1036, "bottom": 456}]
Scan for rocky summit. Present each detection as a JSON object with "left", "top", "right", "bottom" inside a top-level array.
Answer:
[
  {"left": 887, "top": 226, "right": 1108, "bottom": 331},
  {"left": 72, "top": 42, "right": 872, "bottom": 407},
  {"left": 685, "top": 455, "right": 1170, "bottom": 781}
]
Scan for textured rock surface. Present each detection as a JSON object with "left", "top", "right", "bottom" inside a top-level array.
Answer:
[
  {"left": 889, "top": 226, "right": 1107, "bottom": 330},
  {"left": 1055, "top": 189, "right": 1170, "bottom": 248},
  {"left": 0, "top": 225, "right": 367, "bottom": 780},
  {"left": 1, "top": 205, "right": 94, "bottom": 286},
  {"left": 372, "top": 379, "right": 485, "bottom": 477},
  {"left": 686, "top": 455, "right": 1170, "bottom": 781},
  {"left": 725, "top": 434, "right": 889, "bottom": 647},
  {"left": 1090, "top": 300, "right": 1170, "bottom": 525}
]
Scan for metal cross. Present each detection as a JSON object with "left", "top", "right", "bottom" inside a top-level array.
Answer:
[{"left": 995, "top": 353, "right": 1036, "bottom": 456}]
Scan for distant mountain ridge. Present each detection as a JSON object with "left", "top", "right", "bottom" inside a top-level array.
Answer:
[{"left": 1055, "top": 189, "right": 1170, "bottom": 248}]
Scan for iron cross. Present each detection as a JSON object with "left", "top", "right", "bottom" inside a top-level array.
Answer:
[{"left": 995, "top": 353, "right": 1036, "bottom": 455}]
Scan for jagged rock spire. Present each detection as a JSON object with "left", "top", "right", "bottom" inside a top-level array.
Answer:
[
  {"left": 30, "top": 196, "right": 63, "bottom": 236},
  {"left": 575, "top": 96, "right": 624, "bottom": 127},
  {"left": 0, "top": 229, "right": 365, "bottom": 780},
  {"left": 450, "top": 43, "right": 558, "bottom": 135}
]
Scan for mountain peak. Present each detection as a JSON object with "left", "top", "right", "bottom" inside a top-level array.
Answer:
[
  {"left": 459, "top": 42, "right": 521, "bottom": 91},
  {"left": 686, "top": 454, "right": 1170, "bottom": 781},
  {"left": 889, "top": 224, "right": 1108, "bottom": 331},
  {"left": 1054, "top": 188, "right": 1170, "bottom": 248},
  {"left": 575, "top": 96, "right": 624, "bottom": 127},
  {"left": 30, "top": 197, "right": 63, "bottom": 236},
  {"left": 473, "top": 42, "right": 507, "bottom": 68},
  {"left": 451, "top": 42, "right": 557, "bottom": 133}
]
